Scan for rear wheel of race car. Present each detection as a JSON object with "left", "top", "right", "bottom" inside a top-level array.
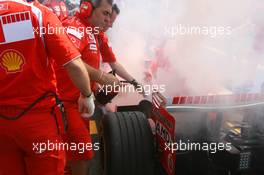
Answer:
[{"left": 100, "top": 111, "right": 155, "bottom": 175}]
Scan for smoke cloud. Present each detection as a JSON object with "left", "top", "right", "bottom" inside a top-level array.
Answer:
[{"left": 107, "top": 0, "right": 264, "bottom": 103}]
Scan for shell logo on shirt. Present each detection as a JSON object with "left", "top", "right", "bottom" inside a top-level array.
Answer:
[{"left": 0, "top": 49, "right": 25, "bottom": 73}]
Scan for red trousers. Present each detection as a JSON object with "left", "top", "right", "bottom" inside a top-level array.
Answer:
[
  {"left": 0, "top": 109, "right": 65, "bottom": 175},
  {"left": 63, "top": 102, "right": 94, "bottom": 161}
]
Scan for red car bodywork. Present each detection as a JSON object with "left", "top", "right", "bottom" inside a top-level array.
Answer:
[{"left": 151, "top": 92, "right": 264, "bottom": 175}]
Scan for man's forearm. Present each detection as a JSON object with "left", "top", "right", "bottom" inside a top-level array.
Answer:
[
  {"left": 84, "top": 63, "right": 102, "bottom": 81},
  {"left": 64, "top": 57, "right": 92, "bottom": 96},
  {"left": 84, "top": 63, "right": 119, "bottom": 86},
  {"left": 109, "top": 62, "right": 134, "bottom": 82}
]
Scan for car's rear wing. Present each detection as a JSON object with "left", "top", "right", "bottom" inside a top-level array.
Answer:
[
  {"left": 153, "top": 92, "right": 264, "bottom": 111},
  {"left": 152, "top": 91, "right": 264, "bottom": 113},
  {"left": 171, "top": 93, "right": 264, "bottom": 105}
]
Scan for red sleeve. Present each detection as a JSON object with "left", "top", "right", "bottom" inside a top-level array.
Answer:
[
  {"left": 62, "top": 18, "right": 87, "bottom": 53},
  {"left": 99, "top": 32, "right": 116, "bottom": 63},
  {"left": 42, "top": 8, "right": 81, "bottom": 66}
]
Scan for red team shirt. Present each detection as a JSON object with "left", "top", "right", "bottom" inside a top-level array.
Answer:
[
  {"left": 0, "top": 0, "right": 80, "bottom": 109},
  {"left": 98, "top": 31, "right": 116, "bottom": 63},
  {"left": 55, "top": 13, "right": 100, "bottom": 101},
  {"left": 55, "top": 13, "right": 115, "bottom": 101}
]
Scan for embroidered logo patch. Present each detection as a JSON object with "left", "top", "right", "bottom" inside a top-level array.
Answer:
[{"left": 0, "top": 49, "right": 25, "bottom": 73}]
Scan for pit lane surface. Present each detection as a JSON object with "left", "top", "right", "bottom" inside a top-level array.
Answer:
[{"left": 88, "top": 107, "right": 103, "bottom": 175}]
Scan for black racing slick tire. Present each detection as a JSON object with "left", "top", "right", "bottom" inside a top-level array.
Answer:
[{"left": 100, "top": 111, "right": 155, "bottom": 175}]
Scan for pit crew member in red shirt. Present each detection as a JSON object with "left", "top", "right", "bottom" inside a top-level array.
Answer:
[
  {"left": 55, "top": 0, "right": 119, "bottom": 175},
  {"left": 0, "top": 0, "right": 95, "bottom": 175}
]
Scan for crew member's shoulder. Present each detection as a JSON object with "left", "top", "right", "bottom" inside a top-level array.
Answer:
[
  {"left": 62, "top": 16, "right": 85, "bottom": 41},
  {"left": 63, "top": 16, "right": 85, "bottom": 28}
]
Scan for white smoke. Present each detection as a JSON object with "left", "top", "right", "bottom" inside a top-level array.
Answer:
[{"left": 107, "top": 0, "right": 264, "bottom": 105}]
